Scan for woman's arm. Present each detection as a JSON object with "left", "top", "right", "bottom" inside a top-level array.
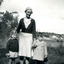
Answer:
[
  {"left": 16, "top": 20, "right": 21, "bottom": 33},
  {"left": 32, "top": 19, "right": 36, "bottom": 40}
]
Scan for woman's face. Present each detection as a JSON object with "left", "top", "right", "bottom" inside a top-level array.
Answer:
[{"left": 26, "top": 10, "right": 32, "bottom": 18}]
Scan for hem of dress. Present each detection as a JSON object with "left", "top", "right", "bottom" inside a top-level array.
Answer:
[{"left": 19, "top": 55, "right": 31, "bottom": 58}]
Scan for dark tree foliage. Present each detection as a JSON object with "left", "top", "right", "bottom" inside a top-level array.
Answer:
[
  {"left": 11, "top": 17, "right": 18, "bottom": 29},
  {"left": 0, "top": 11, "right": 18, "bottom": 39},
  {"left": 0, "top": 21, "right": 11, "bottom": 39},
  {"left": 2, "top": 11, "right": 13, "bottom": 21}
]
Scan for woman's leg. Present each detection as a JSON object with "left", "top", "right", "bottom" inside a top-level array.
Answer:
[
  {"left": 26, "top": 57, "right": 30, "bottom": 64},
  {"left": 19, "top": 56, "right": 24, "bottom": 64},
  {"left": 29, "top": 59, "right": 36, "bottom": 64},
  {"left": 12, "top": 58, "right": 16, "bottom": 64},
  {"left": 35, "top": 60, "right": 44, "bottom": 64}
]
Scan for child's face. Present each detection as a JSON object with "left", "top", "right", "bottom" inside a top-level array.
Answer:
[
  {"left": 37, "top": 36, "right": 42, "bottom": 41},
  {"left": 11, "top": 30, "right": 16, "bottom": 38}
]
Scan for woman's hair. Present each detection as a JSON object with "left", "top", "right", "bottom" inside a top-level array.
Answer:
[{"left": 25, "top": 7, "right": 33, "bottom": 14}]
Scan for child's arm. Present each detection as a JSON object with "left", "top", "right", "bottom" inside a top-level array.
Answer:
[
  {"left": 5, "top": 53, "right": 10, "bottom": 58},
  {"left": 45, "top": 44, "right": 48, "bottom": 58},
  {"left": 44, "top": 43, "right": 48, "bottom": 62}
]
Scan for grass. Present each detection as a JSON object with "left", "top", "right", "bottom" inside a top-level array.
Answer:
[
  {"left": 0, "top": 38, "right": 64, "bottom": 64},
  {"left": 47, "top": 47, "right": 64, "bottom": 64},
  {"left": 0, "top": 46, "right": 64, "bottom": 64}
]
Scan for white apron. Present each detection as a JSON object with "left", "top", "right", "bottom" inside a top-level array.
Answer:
[{"left": 18, "top": 32, "right": 33, "bottom": 58}]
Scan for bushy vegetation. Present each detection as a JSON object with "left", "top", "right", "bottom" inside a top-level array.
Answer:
[
  {"left": 0, "top": 11, "right": 18, "bottom": 39},
  {"left": 0, "top": 11, "right": 18, "bottom": 48}
]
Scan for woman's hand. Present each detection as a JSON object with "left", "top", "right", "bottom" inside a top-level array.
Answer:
[
  {"left": 31, "top": 44, "right": 37, "bottom": 49},
  {"left": 32, "top": 39, "right": 37, "bottom": 49}
]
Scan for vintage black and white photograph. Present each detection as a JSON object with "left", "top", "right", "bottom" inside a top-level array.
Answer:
[{"left": 0, "top": 0, "right": 64, "bottom": 64}]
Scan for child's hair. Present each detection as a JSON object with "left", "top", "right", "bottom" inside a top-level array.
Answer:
[
  {"left": 11, "top": 30, "right": 16, "bottom": 35},
  {"left": 10, "top": 29, "right": 17, "bottom": 38}
]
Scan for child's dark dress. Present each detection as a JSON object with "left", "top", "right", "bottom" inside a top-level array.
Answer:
[{"left": 6, "top": 38, "right": 19, "bottom": 58}]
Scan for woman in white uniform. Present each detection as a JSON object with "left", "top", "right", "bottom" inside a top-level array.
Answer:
[{"left": 16, "top": 7, "right": 36, "bottom": 64}]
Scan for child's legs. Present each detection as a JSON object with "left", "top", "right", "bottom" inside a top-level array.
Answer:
[
  {"left": 9, "top": 58, "right": 15, "bottom": 64},
  {"left": 9, "top": 58, "right": 16, "bottom": 64},
  {"left": 9, "top": 59, "right": 12, "bottom": 64}
]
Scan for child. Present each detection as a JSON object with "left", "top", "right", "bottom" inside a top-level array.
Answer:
[
  {"left": 6, "top": 30, "right": 19, "bottom": 64},
  {"left": 32, "top": 36, "right": 48, "bottom": 64}
]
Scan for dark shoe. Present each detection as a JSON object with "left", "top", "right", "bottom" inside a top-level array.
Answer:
[
  {"left": 16, "top": 62, "right": 20, "bottom": 64},
  {"left": 44, "top": 57, "right": 48, "bottom": 62}
]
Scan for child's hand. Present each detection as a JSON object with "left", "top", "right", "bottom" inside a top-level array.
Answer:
[
  {"left": 6, "top": 53, "right": 9, "bottom": 55},
  {"left": 32, "top": 43, "right": 37, "bottom": 49},
  {"left": 5, "top": 53, "right": 10, "bottom": 58}
]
